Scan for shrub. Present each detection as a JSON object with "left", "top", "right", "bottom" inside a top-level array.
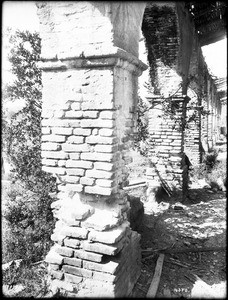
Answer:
[
  {"left": 205, "top": 160, "right": 227, "bottom": 189},
  {"left": 203, "top": 149, "right": 218, "bottom": 170},
  {"left": 3, "top": 179, "right": 55, "bottom": 264},
  {"left": 2, "top": 29, "right": 57, "bottom": 265},
  {"left": 133, "top": 97, "right": 149, "bottom": 156},
  {"left": 190, "top": 152, "right": 226, "bottom": 190}
]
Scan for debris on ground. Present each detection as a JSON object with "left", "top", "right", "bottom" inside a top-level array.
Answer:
[{"left": 130, "top": 181, "right": 226, "bottom": 298}]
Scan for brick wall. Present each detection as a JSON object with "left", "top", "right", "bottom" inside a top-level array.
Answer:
[{"left": 146, "top": 97, "right": 189, "bottom": 199}]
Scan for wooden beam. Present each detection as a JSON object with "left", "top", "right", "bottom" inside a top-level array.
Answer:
[{"left": 146, "top": 254, "right": 165, "bottom": 298}]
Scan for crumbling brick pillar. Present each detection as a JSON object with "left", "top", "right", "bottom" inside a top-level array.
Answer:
[
  {"left": 36, "top": 1, "right": 147, "bottom": 297},
  {"left": 146, "top": 97, "right": 189, "bottom": 200}
]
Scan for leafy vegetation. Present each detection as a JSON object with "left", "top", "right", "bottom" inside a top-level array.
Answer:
[
  {"left": 2, "top": 29, "right": 56, "bottom": 295},
  {"left": 134, "top": 97, "right": 150, "bottom": 156},
  {"left": 190, "top": 149, "right": 226, "bottom": 190}
]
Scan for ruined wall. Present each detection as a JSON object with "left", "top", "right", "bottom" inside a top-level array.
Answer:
[
  {"left": 36, "top": 1, "right": 147, "bottom": 297},
  {"left": 141, "top": 2, "right": 195, "bottom": 198},
  {"left": 146, "top": 98, "right": 189, "bottom": 199},
  {"left": 142, "top": 1, "right": 222, "bottom": 176}
]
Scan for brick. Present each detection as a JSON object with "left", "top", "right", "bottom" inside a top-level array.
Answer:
[
  {"left": 74, "top": 250, "right": 103, "bottom": 263},
  {"left": 81, "top": 152, "right": 114, "bottom": 162},
  {"left": 42, "top": 158, "right": 58, "bottom": 166},
  {"left": 71, "top": 102, "right": 81, "bottom": 111},
  {"left": 50, "top": 270, "right": 63, "bottom": 280},
  {"left": 64, "top": 238, "right": 81, "bottom": 248},
  {"left": 69, "top": 153, "right": 80, "bottom": 160},
  {"left": 86, "top": 136, "right": 116, "bottom": 145},
  {"left": 81, "top": 119, "right": 114, "bottom": 128},
  {"left": 42, "top": 166, "right": 66, "bottom": 175},
  {"left": 100, "top": 111, "right": 116, "bottom": 119},
  {"left": 82, "top": 211, "right": 121, "bottom": 232},
  {"left": 169, "top": 156, "right": 182, "bottom": 162},
  {"left": 48, "top": 264, "right": 60, "bottom": 271},
  {"left": 45, "top": 248, "right": 64, "bottom": 265},
  {"left": 83, "top": 111, "right": 99, "bottom": 118},
  {"left": 94, "top": 162, "right": 114, "bottom": 171},
  {"left": 67, "top": 136, "right": 84, "bottom": 144},
  {"left": 83, "top": 260, "right": 118, "bottom": 274},
  {"left": 52, "top": 127, "right": 73, "bottom": 135},
  {"left": 55, "top": 246, "right": 74, "bottom": 257},
  {"left": 96, "top": 179, "right": 114, "bottom": 187},
  {"left": 59, "top": 183, "right": 83, "bottom": 192},
  {"left": 62, "top": 143, "right": 90, "bottom": 152},
  {"left": 42, "top": 119, "right": 81, "bottom": 127},
  {"left": 58, "top": 160, "right": 67, "bottom": 167},
  {"left": 66, "top": 160, "right": 93, "bottom": 169},
  {"left": 80, "top": 177, "right": 95, "bottom": 186},
  {"left": 54, "top": 110, "right": 65, "bottom": 118},
  {"left": 42, "top": 127, "right": 51, "bottom": 134},
  {"left": 64, "top": 273, "right": 83, "bottom": 284},
  {"left": 42, "top": 135, "right": 67, "bottom": 143},
  {"left": 84, "top": 185, "right": 113, "bottom": 196},
  {"left": 81, "top": 101, "right": 114, "bottom": 111},
  {"left": 67, "top": 201, "right": 94, "bottom": 220},
  {"left": 63, "top": 175, "right": 80, "bottom": 183},
  {"left": 99, "top": 128, "right": 115, "bottom": 137},
  {"left": 92, "top": 128, "right": 98, "bottom": 135},
  {"left": 66, "top": 168, "right": 85, "bottom": 176},
  {"left": 94, "top": 144, "right": 117, "bottom": 153},
  {"left": 64, "top": 219, "right": 81, "bottom": 227},
  {"left": 62, "top": 226, "right": 88, "bottom": 239},
  {"left": 73, "top": 128, "right": 91, "bottom": 136},
  {"left": 62, "top": 265, "right": 92, "bottom": 278},
  {"left": 65, "top": 111, "right": 83, "bottom": 118},
  {"left": 88, "top": 222, "right": 128, "bottom": 244},
  {"left": 41, "top": 142, "right": 61, "bottom": 151},
  {"left": 85, "top": 169, "right": 113, "bottom": 179},
  {"left": 64, "top": 257, "right": 82, "bottom": 268},
  {"left": 92, "top": 270, "right": 116, "bottom": 283},
  {"left": 51, "top": 233, "right": 65, "bottom": 246},
  {"left": 83, "top": 241, "right": 119, "bottom": 256},
  {"left": 41, "top": 151, "right": 69, "bottom": 159}
]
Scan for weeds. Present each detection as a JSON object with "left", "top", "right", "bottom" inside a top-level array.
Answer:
[
  {"left": 2, "top": 178, "right": 55, "bottom": 297},
  {"left": 2, "top": 262, "right": 50, "bottom": 297},
  {"left": 190, "top": 150, "right": 226, "bottom": 189}
]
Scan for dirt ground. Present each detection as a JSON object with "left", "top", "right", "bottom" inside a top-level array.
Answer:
[{"left": 128, "top": 183, "right": 226, "bottom": 298}]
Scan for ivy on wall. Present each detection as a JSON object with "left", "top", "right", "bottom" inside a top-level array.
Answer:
[{"left": 142, "top": 4, "right": 179, "bottom": 94}]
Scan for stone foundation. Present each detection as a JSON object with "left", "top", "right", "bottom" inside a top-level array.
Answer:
[{"left": 46, "top": 193, "right": 141, "bottom": 297}]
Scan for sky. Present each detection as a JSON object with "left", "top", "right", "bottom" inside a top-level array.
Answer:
[{"left": 2, "top": 1, "right": 227, "bottom": 79}]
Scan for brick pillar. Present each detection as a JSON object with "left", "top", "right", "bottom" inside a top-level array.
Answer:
[
  {"left": 36, "top": 1, "right": 147, "bottom": 297},
  {"left": 146, "top": 97, "right": 189, "bottom": 201}
]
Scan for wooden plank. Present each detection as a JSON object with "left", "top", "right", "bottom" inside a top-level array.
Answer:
[
  {"left": 162, "top": 246, "right": 226, "bottom": 254},
  {"left": 143, "top": 246, "right": 226, "bottom": 255},
  {"left": 146, "top": 254, "right": 165, "bottom": 298}
]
